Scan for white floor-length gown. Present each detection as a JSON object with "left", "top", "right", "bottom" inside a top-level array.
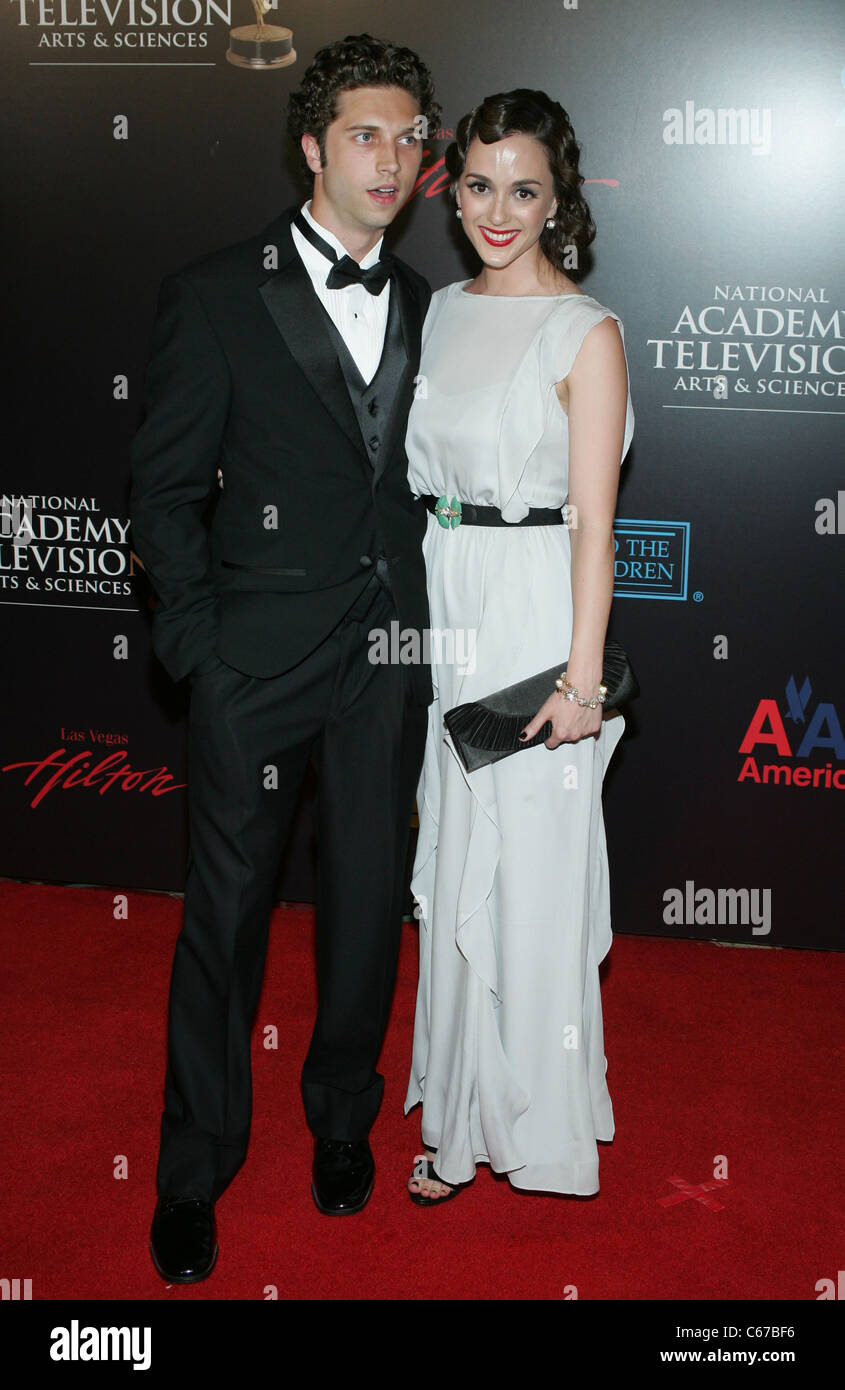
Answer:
[{"left": 404, "top": 280, "right": 635, "bottom": 1194}]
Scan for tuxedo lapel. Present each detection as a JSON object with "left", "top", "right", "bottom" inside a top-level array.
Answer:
[
  {"left": 258, "top": 206, "right": 424, "bottom": 486},
  {"left": 258, "top": 210, "right": 366, "bottom": 460},
  {"left": 372, "top": 271, "right": 417, "bottom": 486}
]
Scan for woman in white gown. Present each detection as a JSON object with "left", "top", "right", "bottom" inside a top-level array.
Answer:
[{"left": 404, "top": 90, "right": 635, "bottom": 1202}]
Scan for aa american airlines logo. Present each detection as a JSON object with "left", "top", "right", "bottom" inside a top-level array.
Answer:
[{"left": 738, "top": 675, "right": 844, "bottom": 791}]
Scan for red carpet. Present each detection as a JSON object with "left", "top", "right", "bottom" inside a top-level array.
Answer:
[{"left": 0, "top": 881, "right": 841, "bottom": 1301}]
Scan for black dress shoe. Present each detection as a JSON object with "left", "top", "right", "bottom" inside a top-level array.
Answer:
[
  {"left": 312, "top": 1138, "right": 375, "bottom": 1215},
  {"left": 149, "top": 1197, "right": 218, "bottom": 1283}
]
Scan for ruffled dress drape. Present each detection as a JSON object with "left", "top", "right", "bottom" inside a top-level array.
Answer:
[{"left": 404, "top": 280, "right": 635, "bottom": 1194}]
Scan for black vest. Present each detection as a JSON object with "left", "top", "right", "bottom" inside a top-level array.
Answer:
[{"left": 317, "top": 285, "right": 408, "bottom": 582}]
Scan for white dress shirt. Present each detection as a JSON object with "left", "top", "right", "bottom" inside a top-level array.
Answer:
[{"left": 291, "top": 200, "right": 389, "bottom": 385}]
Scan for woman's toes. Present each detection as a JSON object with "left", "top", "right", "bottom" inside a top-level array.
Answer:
[{"left": 409, "top": 1152, "right": 454, "bottom": 1200}]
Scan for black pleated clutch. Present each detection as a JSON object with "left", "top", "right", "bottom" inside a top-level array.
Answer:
[{"left": 443, "top": 638, "right": 639, "bottom": 773}]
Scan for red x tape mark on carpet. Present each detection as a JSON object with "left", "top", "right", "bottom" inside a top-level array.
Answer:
[{"left": 657, "top": 1176, "right": 729, "bottom": 1212}]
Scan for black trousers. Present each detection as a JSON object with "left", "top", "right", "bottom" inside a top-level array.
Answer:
[{"left": 155, "top": 573, "right": 428, "bottom": 1203}]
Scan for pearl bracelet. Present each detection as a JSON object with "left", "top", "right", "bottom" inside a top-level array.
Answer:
[{"left": 555, "top": 673, "right": 608, "bottom": 709}]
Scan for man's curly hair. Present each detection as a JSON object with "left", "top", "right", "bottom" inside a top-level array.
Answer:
[{"left": 287, "top": 33, "right": 441, "bottom": 180}]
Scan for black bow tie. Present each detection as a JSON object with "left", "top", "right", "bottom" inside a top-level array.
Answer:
[{"left": 293, "top": 211, "right": 393, "bottom": 296}]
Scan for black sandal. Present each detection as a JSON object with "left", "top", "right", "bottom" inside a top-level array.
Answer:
[{"left": 408, "top": 1153, "right": 466, "bottom": 1207}]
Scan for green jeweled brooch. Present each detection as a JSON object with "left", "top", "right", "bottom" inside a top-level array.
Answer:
[{"left": 434, "top": 495, "right": 462, "bottom": 529}]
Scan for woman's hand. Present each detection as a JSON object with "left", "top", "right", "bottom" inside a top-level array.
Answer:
[{"left": 520, "top": 689, "right": 602, "bottom": 748}]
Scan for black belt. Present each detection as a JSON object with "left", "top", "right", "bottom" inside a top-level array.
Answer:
[{"left": 421, "top": 495, "right": 565, "bottom": 528}]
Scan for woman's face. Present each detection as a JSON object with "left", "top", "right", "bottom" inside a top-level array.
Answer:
[{"left": 456, "top": 132, "right": 557, "bottom": 270}]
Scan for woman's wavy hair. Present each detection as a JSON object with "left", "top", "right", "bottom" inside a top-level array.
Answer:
[
  {"left": 287, "top": 33, "right": 441, "bottom": 180},
  {"left": 445, "top": 89, "right": 595, "bottom": 277}
]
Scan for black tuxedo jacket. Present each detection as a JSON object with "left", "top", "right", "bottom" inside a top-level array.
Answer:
[{"left": 129, "top": 204, "right": 434, "bottom": 706}]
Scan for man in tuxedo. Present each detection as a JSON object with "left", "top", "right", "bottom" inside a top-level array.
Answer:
[{"left": 129, "top": 33, "right": 439, "bottom": 1283}]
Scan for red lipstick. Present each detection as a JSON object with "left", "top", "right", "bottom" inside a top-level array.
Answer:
[{"left": 478, "top": 226, "right": 520, "bottom": 247}]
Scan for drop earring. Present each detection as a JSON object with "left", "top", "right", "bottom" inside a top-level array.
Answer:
[
  {"left": 456, "top": 207, "right": 463, "bottom": 219},
  {"left": 545, "top": 217, "right": 555, "bottom": 228}
]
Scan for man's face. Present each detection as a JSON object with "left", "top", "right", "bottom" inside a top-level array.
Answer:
[{"left": 303, "top": 85, "right": 424, "bottom": 236}]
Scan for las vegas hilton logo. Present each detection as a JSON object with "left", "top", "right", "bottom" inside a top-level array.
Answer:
[{"left": 227, "top": 0, "right": 295, "bottom": 69}]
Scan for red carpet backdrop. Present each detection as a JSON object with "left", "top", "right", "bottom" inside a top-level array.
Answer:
[{"left": 2, "top": 0, "right": 843, "bottom": 949}]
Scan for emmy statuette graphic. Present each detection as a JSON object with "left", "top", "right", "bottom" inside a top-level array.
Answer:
[{"left": 226, "top": 0, "right": 296, "bottom": 70}]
